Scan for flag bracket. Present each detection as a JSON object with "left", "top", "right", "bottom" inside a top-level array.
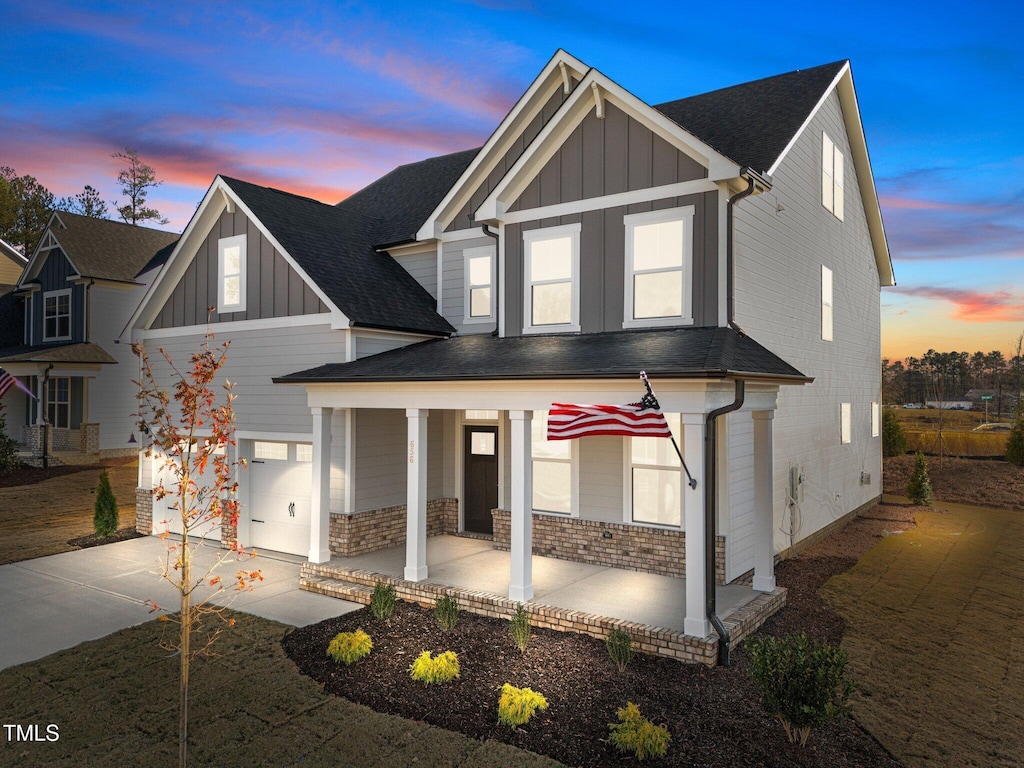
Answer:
[{"left": 640, "top": 371, "right": 698, "bottom": 490}]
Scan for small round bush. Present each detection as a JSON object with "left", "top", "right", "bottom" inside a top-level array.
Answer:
[
  {"left": 370, "top": 581, "right": 396, "bottom": 620},
  {"left": 327, "top": 628, "right": 372, "bottom": 665},
  {"left": 434, "top": 594, "right": 459, "bottom": 631},
  {"left": 608, "top": 702, "right": 671, "bottom": 760},
  {"left": 497, "top": 683, "right": 548, "bottom": 727},
  {"left": 409, "top": 650, "right": 460, "bottom": 684}
]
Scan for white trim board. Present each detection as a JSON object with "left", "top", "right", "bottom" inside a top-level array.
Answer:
[{"left": 139, "top": 312, "right": 336, "bottom": 340}]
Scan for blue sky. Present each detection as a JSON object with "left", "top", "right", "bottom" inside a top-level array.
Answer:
[{"left": 2, "top": 0, "right": 1022, "bottom": 359}]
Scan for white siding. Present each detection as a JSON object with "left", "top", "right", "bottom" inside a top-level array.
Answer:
[
  {"left": 354, "top": 331, "right": 422, "bottom": 360},
  {"left": 579, "top": 435, "right": 623, "bottom": 523},
  {"left": 89, "top": 282, "right": 151, "bottom": 451},
  {"left": 726, "top": 411, "right": 754, "bottom": 580},
  {"left": 733, "top": 90, "right": 882, "bottom": 555},
  {"left": 391, "top": 247, "right": 437, "bottom": 299},
  {"left": 353, "top": 408, "right": 406, "bottom": 512},
  {"left": 441, "top": 236, "right": 496, "bottom": 334}
]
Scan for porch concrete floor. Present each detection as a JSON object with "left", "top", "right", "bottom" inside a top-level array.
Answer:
[{"left": 326, "top": 534, "right": 760, "bottom": 633}]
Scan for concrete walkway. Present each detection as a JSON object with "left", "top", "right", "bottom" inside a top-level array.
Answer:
[{"left": 0, "top": 536, "right": 361, "bottom": 671}]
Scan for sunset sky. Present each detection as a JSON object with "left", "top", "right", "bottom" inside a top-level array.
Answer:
[{"left": 2, "top": 0, "right": 1021, "bottom": 361}]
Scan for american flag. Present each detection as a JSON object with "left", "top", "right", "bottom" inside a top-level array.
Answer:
[
  {"left": 546, "top": 401, "right": 672, "bottom": 440},
  {"left": 0, "top": 369, "right": 35, "bottom": 400}
]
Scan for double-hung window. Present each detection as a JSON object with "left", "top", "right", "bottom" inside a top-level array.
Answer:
[
  {"left": 629, "top": 413, "right": 683, "bottom": 527},
  {"left": 43, "top": 289, "right": 71, "bottom": 341},
  {"left": 217, "top": 235, "right": 246, "bottom": 313},
  {"left": 822, "top": 133, "right": 844, "bottom": 220},
  {"left": 46, "top": 377, "right": 71, "bottom": 428},
  {"left": 523, "top": 223, "right": 580, "bottom": 333},
  {"left": 821, "top": 265, "right": 833, "bottom": 341},
  {"left": 624, "top": 206, "right": 694, "bottom": 327},
  {"left": 464, "top": 245, "right": 495, "bottom": 323},
  {"left": 531, "top": 411, "right": 573, "bottom": 515}
]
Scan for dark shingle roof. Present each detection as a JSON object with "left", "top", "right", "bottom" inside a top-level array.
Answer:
[
  {"left": 49, "top": 212, "right": 179, "bottom": 282},
  {"left": 0, "top": 342, "right": 117, "bottom": 365},
  {"left": 654, "top": 61, "right": 847, "bottom": 174},
  {"left": 221, "top": 177, "right": 455, "bottom": 336},
  {"left": 337, "top": 148, "right": 480, "bottom": 246},
  {"left": 275, "top": 327, "right": 810, "bottom": 384}
]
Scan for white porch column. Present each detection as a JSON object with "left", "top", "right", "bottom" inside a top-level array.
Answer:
[
  {"left": 752, "top": 410, "right": 776, "bottom": 592},
  {"left": 405, "top": 409, "right": 429, "bottom": 582},
  {"left": 35, "top": 373, "right": 44, "bottom": 424},
  {"left": 308, "top": 406, "right": 333, "bottom": 564},
  {"left": 508, "top": 410, "right": 534, "bottom": 602},
  {"left": 682, "top": 413, "right": 709, "bottom": 637}
]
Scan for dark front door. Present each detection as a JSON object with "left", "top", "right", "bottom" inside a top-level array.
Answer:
[{"left": 463, "top": 426, "right": 498, "bottom": 534}]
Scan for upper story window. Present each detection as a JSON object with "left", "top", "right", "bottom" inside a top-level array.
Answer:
[
  {"left": 217, "top": 235, "right": 246, "bottom": 313},
  {"left": 43, "top": 289, "right": 71, "bottom": 341},
  {"left": 523, "top": 223, "right": 580, "bottom": 334},
  {"left": 624, "top": 206, "right": 694, "bottom": 328},
  {"left": 629, "top": 413, "right": 683, "bottom": 527},
  {"left": 464, "top": 245, "right": 495, "bottom": 323},
  {"left": 821, "top": 265, "right": 833, "bottom": 341},
  {"left": 822, "top": 133, "right": 844, "bottom": 220}
]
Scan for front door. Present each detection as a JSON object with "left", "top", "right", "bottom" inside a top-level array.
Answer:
[{"left": 463, "top": 426, "right": 498, "bottom": 534}]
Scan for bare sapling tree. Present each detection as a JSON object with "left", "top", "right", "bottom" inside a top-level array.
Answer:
[
  {"left": 113, "top": 147, "right": 169, "bottom": 225},
  {"left": 133, "top": 329, "right": 260, "bottom": 768}
]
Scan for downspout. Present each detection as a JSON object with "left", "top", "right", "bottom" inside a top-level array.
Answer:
[
  {"left": 41, "top": 363, "right": 53, "bottom": 469},
  {"left": 704, "top": 379, "right": 745, "bottom": 666},
  {"left": 726, "top": 174, "right": 757, "bottom": 335},
  {"left": 84, "top": 279, "right": 95, "bottom": 339},
  {"left": 481, "top": 224, "right": 500, "bottom": 336}
]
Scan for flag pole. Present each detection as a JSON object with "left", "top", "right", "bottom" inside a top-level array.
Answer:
[{"left": 640, "top": 371, "right": 697, "bottom": 489}]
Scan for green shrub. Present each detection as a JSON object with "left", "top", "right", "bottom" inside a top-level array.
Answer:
[
  {"left": 497, "top": 683, "right": 548, "bottom": 727},
  {"left": 881, "top": 408, "right": 908, "bottom": 458},
  {"left": 408, "top": 650, "right": 460, "bottom": 684},
  {"left": 906, "top": 451, "right": 933, "bottom": 505},
  {"left": 606, "top": 628, "right": 634, "bottom": 673},
  {"left": 370, "top": 581, "right": 396, "bottom": 620},
  {"left": 509, "top": 603, "right": 530, "bottom": 652},
  {"left": 326, "top": 629, "right": 372, "bottom": 665},
  {"left": 0, "top": 405, "right": 19, "bottom": 476},
  {"left": 608, "top": 702, "right": 671, "bottom": 760},
  {"left": 434, "top": 594, "right": 459, "bottom": 631},
  {"left": 1005, "top": 406, "right": 1024, "bottom": 466},
  {"left": 746, "top": 632, "right": 853, "bottom": 747},
  {"left": 93, "top": 469, "right": 119, "bottom": 538}
]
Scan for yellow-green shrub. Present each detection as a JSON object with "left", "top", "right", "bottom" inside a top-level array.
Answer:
[
  {"left": 409, "top": 650, "right": 460, "bottom": 684},
  {"left": 497, "top": 683, "right": 548, "bottom": 727},
  {"left": 608, "top": 702, "right": 671, "bottom": 760},
  {"left": 326, "top": 628, "right": 372, "bottom": 665}
]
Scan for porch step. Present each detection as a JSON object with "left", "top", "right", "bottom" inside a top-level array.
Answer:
[{"left": 300, "top": 574, "right": 373, "bottom": 605}]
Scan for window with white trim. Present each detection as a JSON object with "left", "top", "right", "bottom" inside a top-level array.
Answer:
[
  {"left": 46, "top": 377, "right": 71, "bottom": 428},
  {"left": 43, "top": 289, "right": 71, "bottom": 341},
  {"left": 217, "top": 235, "right": 246, "bottom": 313},
  {"left": 254, "top": 441, "right": 287, "bottom": 460},
  {"left": 523, "top": 223, "right": 580, "bottom": 333},
  {"left": 532, "top": 410, "right": 572, "bottom": 515},
  {"left": 296, "top": 444, "right": 313, "bottom": 462},
  {"left": 463, "top": 245, "right": 495, "bottom": 322},
  {"left": 624, "top": 206, "right": 693, "bottom": 327},
  {"left": 629, "top": 413, "right": 683, "bottom": 526},
  {"left": 840, "top": 403, "right": 852, "bottom": 444},
  {"left": 871, "top": 402, "right": 880, "bottom": 438},
  {"left": 821, "top": 265, "right": 833, "bottom": 341},
  {"left": 822, "top": 133, "right": 844, "bottom": 220}
]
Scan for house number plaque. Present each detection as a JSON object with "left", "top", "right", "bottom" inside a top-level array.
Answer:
[{"left": 409, "top": 440, "right": 415, "bottom": 463}]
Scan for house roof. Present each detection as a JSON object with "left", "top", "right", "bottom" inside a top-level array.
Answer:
[
  {"left": 0, "top": 342, "right": 117, "bottom": 365},
  {"left": 654, "top": 61, "right": 848, "bottom": 175},
  {"left": 1, "top": 238, "right": 27, "bottom": 267},
  {"left": 275, "top": 327, "right": 810, "bottom": 384},
  {"left": 40, "top": 212, "right": 179, "bottom": 283},
  {"left": 220, "top": 177, "right": 455, "bottom": 336},
  {"left": 339, "top": 148, "right": 480, "bottom": 247}
]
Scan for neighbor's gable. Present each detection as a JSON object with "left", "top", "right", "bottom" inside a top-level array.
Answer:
[{"left": 150, "top": 205, "right": 328, "bottom": 330}]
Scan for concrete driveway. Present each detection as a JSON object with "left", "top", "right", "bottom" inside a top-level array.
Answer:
[{"left": 0, "top": 536, "right": 361, "bottom": 670}]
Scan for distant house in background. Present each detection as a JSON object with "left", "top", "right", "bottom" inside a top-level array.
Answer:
[
  {"left": 0, "top": 237, "right": 28, "bottom": 284},
  {"left": 0, "top": 212, "right": 177, "bottom": 464}
]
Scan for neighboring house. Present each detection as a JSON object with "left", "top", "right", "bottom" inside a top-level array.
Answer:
[
  {"left": 0, "top": 212, "right": 177, "bottom": 461},
  {"left": 126, "top": 51, "right": 893, "bottom": 658},
  {"left": 0, "top": 237, "right": 28, "bottom": 284}
]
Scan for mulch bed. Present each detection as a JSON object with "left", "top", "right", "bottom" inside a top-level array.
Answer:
[
  {"left": 0, "top": 455, "right": 136, "bottom": 489},
  {"left": 883, "top": 454, "right": 1024, "bottom": 510},
  {"left": 67, "top": 526, "right": 144, "bottom": 549},
  {"left": 284, "top": 542, "right": 902, "bottom": 768}
]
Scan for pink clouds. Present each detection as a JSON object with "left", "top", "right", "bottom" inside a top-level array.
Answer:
[{"left": 891, "top": 286, "right": 1024, "bottom": 323}]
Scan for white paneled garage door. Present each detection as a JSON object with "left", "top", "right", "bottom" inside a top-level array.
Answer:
[
  {"left": 248, "top": 441, "right": 312, "bottom": 557},
  {"left": 151, "top": 447, "right": 225, "bottom": 541}
]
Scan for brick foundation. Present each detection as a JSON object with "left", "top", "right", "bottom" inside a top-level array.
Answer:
[
  {"left": 81, "top": 423, "right": 100, "bottom": 456},
  {"left": 491, "top": 510, "right": 727, "bottom": 585},
  {"left": 328, "top": 498, "right": 459, "bottom": 557},
  {"left": 135, "top": 487, "right": 152, "bottom": 535},
  {"left": 301, "top": 561, "right": 787, "bottom": 666}
]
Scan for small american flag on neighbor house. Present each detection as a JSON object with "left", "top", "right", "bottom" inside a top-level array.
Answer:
[
  {"left": 546, "top": 401, "right": 673, "bottom": 440},
  {"left": 0, "top": 369, "right": 35, "bottom": 400}
]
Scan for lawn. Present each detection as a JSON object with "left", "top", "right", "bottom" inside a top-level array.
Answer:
[{"left": 0, "top": 461, "right": 139, "bottom": 565}]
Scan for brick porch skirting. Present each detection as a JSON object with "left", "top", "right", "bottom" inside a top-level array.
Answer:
[
  {"left": 135, "top": 487, "right": 153, "bottom": 535},
  {"left": 491, "top": 510, "right": 727, "bottom": 585},
  {"left": 328, "top": 498, "right": 459, "bottom": 557},
  {"left": 300, "top": 561, "right": 786, "bottom": 666}
]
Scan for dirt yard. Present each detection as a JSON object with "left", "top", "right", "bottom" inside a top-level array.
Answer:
[
  {"left": 0, "top": 461, "right": 139, "bottom": 565},
  {"left": 884, "top": 454, "right": 1024, "bottom": 510}
]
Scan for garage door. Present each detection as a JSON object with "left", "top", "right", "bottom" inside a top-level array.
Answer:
[
  {"left": 249, "top": 441, "right": 312, "bottom": 557},
  {"left": 151, "top": 446, "right": 225, "bottom": 541}
]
